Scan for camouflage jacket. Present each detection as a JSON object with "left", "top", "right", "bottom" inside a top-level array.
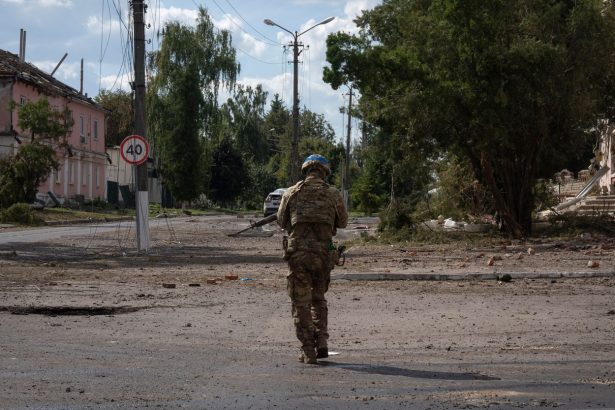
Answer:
[{"left": 277, "top": 175, "right": 348, "bottom": 253}]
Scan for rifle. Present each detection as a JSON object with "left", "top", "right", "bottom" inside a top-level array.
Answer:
[
  {"left": 228, "top": 213, "right": 348, "bottom": 265},
  {"left": 228, "top": 213, "right": 278, "bottom": 237}
]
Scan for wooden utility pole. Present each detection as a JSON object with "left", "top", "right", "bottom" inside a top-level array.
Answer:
[
  {"left": 263, "top": 17, "right": 335, "bottom": 184},
  {"left": 290, "top": 35, "right": 301, "bottom": 184},
  {"left": 133, "top": 0, "right": 149, "bottom": 252}
]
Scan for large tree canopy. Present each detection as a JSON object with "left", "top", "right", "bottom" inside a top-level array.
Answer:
[
  {"left": 219, "top": 84, "right": 269, "bottom": 164},
  {"left": 148, "top": 7, "right": 239, "bottom": 203},
  {"left": 324, "top": 0, "right": 615, "bottom": 237}
]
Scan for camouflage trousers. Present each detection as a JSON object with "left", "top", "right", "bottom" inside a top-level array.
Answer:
[{"left": 286, "top": 250, "right": 331, "bottom": 351}]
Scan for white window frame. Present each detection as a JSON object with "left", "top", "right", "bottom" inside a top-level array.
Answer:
[{"left": 93, "top": 120, "right": 98, "bottom": 140}]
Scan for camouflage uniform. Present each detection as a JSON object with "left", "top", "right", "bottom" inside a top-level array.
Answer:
[{"left": 277, "top": 174, "right": 348, "bottom": 363}]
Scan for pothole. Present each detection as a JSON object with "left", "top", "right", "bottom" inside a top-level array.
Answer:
[{"left": 0, "top": 306, "right": 143, "bottom": 316}]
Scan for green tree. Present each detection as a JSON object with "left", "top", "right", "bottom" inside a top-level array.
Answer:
[
  {"left": 94, "top": 89, "right": 133, "bottom": 146},
  {"left": 0, "top": 143, "right": 58, "bottom": 208},
  {"left": 260, "top": 97, "right": 340, "bottom": 189},
  {"left": 324, "top": 0, "right": 615, "bottom": 237},
  {"left": 219, "top": 84, "right": 269, "bottom": 164},
  {"left": 0, "top": 97, "right": 72, "bottom": 207},
  {"left": 238, "top": 161, "right": 278, "bottom": 209},
  {"left": 262, "top": 95, "right": 291, "bottom": 186},
  {"left": 209, "top": 138, "right": 248, "bottom": 207},
  {"left": 15, "top": 97, "right": 73, "bottom": 142},
  {"left": 148, "top": 6, "right": 239, "bottom": 204}
]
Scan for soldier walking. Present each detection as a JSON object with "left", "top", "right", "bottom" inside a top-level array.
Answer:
[{"left": 277, "top": 154, "right": 348, "bottom": 364}]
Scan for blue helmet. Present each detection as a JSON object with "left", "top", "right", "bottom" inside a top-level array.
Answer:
[{"left": 301, "top": 154, "right": 330, "bottom": 176}]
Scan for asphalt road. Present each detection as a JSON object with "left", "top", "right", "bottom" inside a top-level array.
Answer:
[
  {"left": 0, "top": 216, "right": 614, "bottom": 409},
  {"left": 2, "top": 279, "right": 614, "bottom": 409}
]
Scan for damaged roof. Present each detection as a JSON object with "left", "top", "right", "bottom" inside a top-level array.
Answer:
[{"left": 0, "top": 48, "right": 102, "bottom": 109}]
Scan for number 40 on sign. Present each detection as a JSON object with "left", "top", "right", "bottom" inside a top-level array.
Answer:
[{"left": 120, "top": 135, "right": 149, "bottom": 165}]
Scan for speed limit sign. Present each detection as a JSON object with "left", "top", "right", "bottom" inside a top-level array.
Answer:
[{"left": 120, "top": 135, "right": 149, "bottom": 165}]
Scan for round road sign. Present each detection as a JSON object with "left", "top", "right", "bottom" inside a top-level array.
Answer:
[{"left": 120, "top": 135, "right": 149, "bottom": 165}]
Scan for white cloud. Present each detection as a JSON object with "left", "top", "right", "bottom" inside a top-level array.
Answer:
[
  {"left": 99, "top": 72, "right": 133, "bottom": 92},
  {"left": 239, "top": 32, "right": 267, "bottom": 57},
  {"left": 32, "top": 59, "right": 79, "bottom": 82},
  {"left": 85, "top": 15, "right": 121, "bottom": 35},
  {"left": 157, "top": 6, "right": 199, "bottom": 27},
  {"left": 39, "top": 0, "right": 72, "bottom": 7},
  {"left": 1, "top": 0, "right": 71, "bottom": 7},
  {"left": 214, "top": 13, "right": 243, "bottom": 32},
  {"left": 239, "top": 73, "right": 291, "bottom": 104},
  {"left": 292, "top": 0, "right": 345, "bottom": 4},
  {"left": 344, "top": 0, "right": 380, "bottom": 19}
]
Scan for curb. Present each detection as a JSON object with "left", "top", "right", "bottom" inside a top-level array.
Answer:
[
  {"left": 44, "top": 216, "right": 134, "bottom": 226},
  {"left": 332, "top": 271, "right": 615, "bottom": 281}
]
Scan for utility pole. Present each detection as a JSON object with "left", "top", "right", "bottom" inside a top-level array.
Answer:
[
  {"left": 264, "top": 17, "right": 335, "bottom": 184},
  {"left": 343, "top": 87, "right": 353, "bottom": 208},
  {"left": 290, "top": 34, "right": 301, "bottom": 184},
  {"left": 133, "top": 0, "right": 149, "bottom": 252}
]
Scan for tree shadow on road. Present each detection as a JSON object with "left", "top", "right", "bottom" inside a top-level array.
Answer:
[{"left": 319, "top": 361, "right": 500, "bottom": 381}]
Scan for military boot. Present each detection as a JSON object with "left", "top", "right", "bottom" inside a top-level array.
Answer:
[
  {"left": 299, "top": 346, "right": 317, "bottom": 364},
  {"left": 316, "top": 335, "right": 328, "bottom": 359}
]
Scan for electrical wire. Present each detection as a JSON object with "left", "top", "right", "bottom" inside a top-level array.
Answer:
[
  {"left": 98, "top": 0, "right": 109, "bottom": 92},
  {"left": 306, "top": 47, "right": 311, "bottom": 110},
  {"left": 299, "top": 48, "right": 307, "bottom": 111},
  {"left": 281, "top": 47, "right": 288, "bottom": 103},
  {"left": 222, "top": 0, "right": 282, "bottom": 45},
  {"left": 210, "top": 0, "right": 280, "bottom": 47},
  {"left": 104, "top": 0, "right": 134, "bottom": 91},
  {"left": 235, "top": 46, "right": 284, "bottom": 65},
  {"left": 190, "top": 0, "right": 283, "bottom": 68}
]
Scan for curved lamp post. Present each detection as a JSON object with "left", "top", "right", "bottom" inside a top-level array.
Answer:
[{"left": 264, "top": 17, "right": 335, "bottom": 184}]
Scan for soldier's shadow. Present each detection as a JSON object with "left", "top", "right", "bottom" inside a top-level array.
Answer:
[{"left": 318, "top": 361, "right": 500, "bottom": 381}]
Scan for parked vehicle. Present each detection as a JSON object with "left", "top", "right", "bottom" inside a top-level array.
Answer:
[{"left": 263, "top": 188, "right": 287, "bottom": 217}]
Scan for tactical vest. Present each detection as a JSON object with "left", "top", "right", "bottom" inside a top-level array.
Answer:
[{"left": 290, "top": 180, "right": 337, "bottom": 228}]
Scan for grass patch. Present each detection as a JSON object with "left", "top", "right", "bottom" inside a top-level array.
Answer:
[
  {"left": 33, "top": 207, "right": 130, "bottom": 223},
  {"left": 28, "top": 205, "right": 250, "bottom": 224}
]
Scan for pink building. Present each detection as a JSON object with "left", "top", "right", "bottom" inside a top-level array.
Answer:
[{"left": 0, "top": 49, "right": 107, "bottom": 204}]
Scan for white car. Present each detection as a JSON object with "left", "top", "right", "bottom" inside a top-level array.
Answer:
[{"left": 263, "top": 188, "right": 287, "bottom": 217}]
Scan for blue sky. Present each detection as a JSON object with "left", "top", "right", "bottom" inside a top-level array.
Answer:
[{"left": 0, "top": 0, "right": 381, "bottom": 142}]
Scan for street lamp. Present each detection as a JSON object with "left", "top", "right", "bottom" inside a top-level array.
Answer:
[{"left": 264, "top": 16, "right": 335, "bottom": 184}]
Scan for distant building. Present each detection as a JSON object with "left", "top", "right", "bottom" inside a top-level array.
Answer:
[
  {"left": 0, "top": 48, "right": 107, "bottom": 205},
  {"left": 105, "top": 145, "right": 164, "bottom": 207}
]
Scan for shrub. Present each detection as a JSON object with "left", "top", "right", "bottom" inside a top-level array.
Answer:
[
  {"left": 0, "top": 203, "right": 43, "bottom": 225},
  {"left": 379, "top": 198, "right": 414, "bottom": 232},
  {"left": 416, "top": 153, "right": 494, "bottom": 222}
]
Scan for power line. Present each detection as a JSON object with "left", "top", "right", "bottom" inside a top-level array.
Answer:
[
  {"left": 222, "top": 0, "right": 282, "bottom": 46},
  {"left": 235, "top": 46, "right": 283, "bottom": 65},
  {"left": 185, "top": 0, "right": 284, "bottom": 65},
  {"left": 105, "top": 0, "right": 134, "bottom": 91},
  {"left": 209, "top": 0, "right": 280, "bottom": 46}
]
